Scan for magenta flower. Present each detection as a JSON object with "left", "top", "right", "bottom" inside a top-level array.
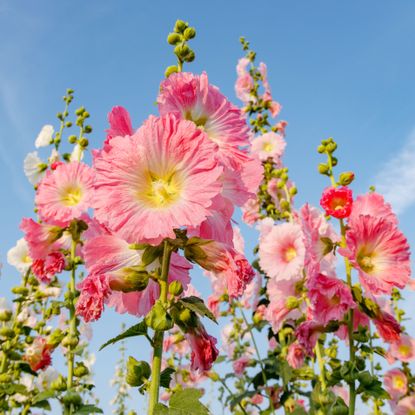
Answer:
[
  {"left": 32, "top": 252, "right": 65, "bottom": 284},
  {"left": 320, "top": 186, "right": 353, "bottom": 219}
]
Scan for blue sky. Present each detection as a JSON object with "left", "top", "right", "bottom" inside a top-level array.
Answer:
[{"left": 1, "top": 1, "right": 415, "bottom": 413}]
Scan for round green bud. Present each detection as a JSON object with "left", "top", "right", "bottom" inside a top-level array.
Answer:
[
  {"left": 65, "top": 121, "right": 72, "bottom": 128},
  {"left": 331, "top": 156, "right": 338, "bottom": 166},
  {"left": 63, "top": 153, "right": 71, "bottom": 162},
  {"left": 167, "top": 32, "right": 182, "bottom": 45},
  {"left": 74, "top": 363, "right": 89, "bottom": 377},
  {"left": 326, "top": 142, "right": 337, "bottom": 153},
  {"left": 75, "top": 107, "right": 85, "bottom": 116},
  {"left": 62, "top": 391, "right": 82, "bottom": 407},
  {"left": 289, "top": 186, "right": 298, "bottom": 196},
  {"left": 57, "top": 112, "right": 63, "bottom": 120},
  {"left": 285, "top": 296, "right": 299, "bottom": 310},
  {"left": 83, "top": 111, "right": 90, "bottom": 119},
  {"left": 67, "top": 88, "right": 74, "bottom": 94},
  {"left": 84, "top": 125, "right": 92, "bottom": 134},
  {"left": 183, "top": 27, "right": 196, "bottom": 40},
  {"left": 25, "top": 335, "right": 34, "bottom": 344},
  {"left": 51, "top": 375, "right": 67, "bottom": 391},
  {"left": 179, "top": 308, "right": 192, "bottom": 324},
  {"left": 0, "top": 310, "right": 12, "bottom": 322},
  {"left": 183, "top": 50, "right": 195, "bottom": 63},
  {"left": 165, "top": 65, "right": 178, "bottom": 78},
  {"left": 174, "top": 20, "right": 188, "bottom": 33},
  {"left": 318, "top": 163, "right": 330, "bottom": 175},
  {"left": 280, "top": 199, "right": 290, "bottom": 211},
  {"left": 11, "top": 286, "right": 29, "bottom": 296},
  {"left": 317, "top": 144, "right": 326, "bottom": 153},
  {"left": 338, "top": 171, "right": 355, "bottom": 186},
  {"left": 79, "top": 137, "right": 89, "bottom": 148},
  {"left": 0, "top": 374, "right": 12, "bottom": 383},
  {"left": 168, "top": 280, "right": 183, "bottom": 296},
  {"left": 0, "top": 327, "right": 15, "bottom": 338},
  {"left": 174, "top": 44, "right": 191, "bottom": 59}
]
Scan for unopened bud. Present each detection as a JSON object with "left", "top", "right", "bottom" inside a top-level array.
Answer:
[
  {"left": 167, "top": 33, "right": 182, "bottom": 45},
  {"left": 174, "top": 44, "right": 191, "bottom": 59},
  {"left": 317, "top": 144, "right": 326, "bottom": 153},
  {"left": 83, "top": 125, "right": 92, "bottom": 134},
  {"left": 165, "top": 65, "right": 178, "bottom": 78},
  {"left": 183, "top": 27, "right": 196, "bottom": 40},
  {"left": 174, "top": 20, "right": 188, "bottom": 33},
  {"left": 168, "top": 281, "right": 183, "bottom": 296},
  {"left": 109, "top": 266, "right": 149, "bottom": 293},
  {"left": 286, "top": 296, "right": 299, "bottom": 310},
  {"left": 338, "top": 171, "right": 355, "bottom": 186},
  {"left": 318, "top": 163, "right": 330, "bottom": 175},
  {"left": 0, "top": 310, "right": 12, "bottom": 322},
  {"left": 126, "top": 357, "right": 151, "bottom": 387},
  {"left": 62, "top": 391, "right": 82, "bottom": 407},
  {"left": 79, "top": 137, "right": 89, "bottom": 148},
  {"left": 0, "top": 327, "right": 15, "bottom": 338},
  {"left": 74, "top": 362, "right": 89, "bottom": 377}
]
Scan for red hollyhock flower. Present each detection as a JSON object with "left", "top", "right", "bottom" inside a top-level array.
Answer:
[{"left": 320, "top": 186, "right": 353, "bottom": 219}]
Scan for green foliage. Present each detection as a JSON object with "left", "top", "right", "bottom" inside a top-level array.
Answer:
[
  {"left": 160, "top": 367, "right": 175, "bottom": 388},
  {"left": 154, "top": 388, "right": 209, "bottom": 415},
  {"left": 145, "top": 301, "right": 174, "bottom": 331},
  {"left": 179, "top": 296, "right": 217, "bottom": 323},
  {"left": 99, "top": 321, "right": 147, "bottom": 351}
]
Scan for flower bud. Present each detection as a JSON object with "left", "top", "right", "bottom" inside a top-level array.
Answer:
[
  {"left": 51, "top": 375, "right": 67, "bottom": 391},
  {"left": 317, "top": 144, "right": 326, "bottom": 153},
  {"left": 165, "top": 65, "right": 179, "bottom": 78},
  {"left": 0, "top": 374, "right": 11, "bottom": 383},
  {"left": 74, "top": 362, "right": 89, "bottom": 377},
  {"left": 338, "top": 171, "right": 355, "bottom": 186},
  {"left": 0, "top": 310, "right": 12, "bottom": 322},
  {"left": 48, "top": 329, "right": 65, "bottom": 348},
  {"left": 84, "top": 125, "right": 93, "bottom": 134},
  {"left": 168, "top": 280, "right": 183, "bottom": 296},
  {"left": 109, "top": 266, "right": 150, "bottom": 293},
  {"left": 174, "top": 44, "right": 191, "bottom": 59},
  {"left": 318, "top": 163, "right": 330, "bottom": 175},
  {"left": 11, "top": 286, "right": 29, "bottom": 296},
  {"left": 285, "top": 296, "right": 299, "bottom": 310},
  {"left": 167, "top": 32, "right": 182, "bottom": 45},
  {"left": 126, "top": 356, "right": 151, "bottom": 387},
  {"left": 174, "top": 20, "right": 188, "bottom": 33},
  {"left": 79, "top": 137, "right": 89, "bottom": 148},
  {"left": 62, "top": 391, "right": 82, "bottom": 407},
  {"left": 183, "top": 50, "right": 195, "bottom": 63},
  {"left": 183, "top": 27, "right": 196, "bottom": 40},
  {"left": 0, "top": 327, "right": 15, "bottom": 338},
  {"left": 75, "top": 107, "right": 85, "bottom": 116}
]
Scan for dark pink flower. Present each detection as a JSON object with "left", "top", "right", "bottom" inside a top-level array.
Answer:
[
  {"left": 32, "top": 252, "right": 65, "bottom": 283},
  {"left": 287, "top": 342, "right": 305, "bottom": 369},
  {"left": 320, "top": 186, "right": 353, "bottom": 219}
]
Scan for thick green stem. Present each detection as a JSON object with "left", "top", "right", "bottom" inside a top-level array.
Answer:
[
  {"left": 314, "top": 341, "right": 327, "bottom": 391},
  {"left": 340, "top": 219, "right": 356, "bottom": 415},
  {"left": 65, "top": 240, "right": 77, "bottom": 415},
  {"left": 147, "top": 240, "right": 172, "bottom": 415}
]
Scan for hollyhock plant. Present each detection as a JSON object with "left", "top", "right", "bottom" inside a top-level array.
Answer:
[
  {"left": 158, "top": 72, "right": 250, "bottom": 169},
  {"left": 93, "top": 114, "right": 223, "bottom": 243},
  {"left": 320, "top": 186, "right": 353, "bottom": 219},
  {"left": 296, "top": 321, "right": 323, "bottom": 355},
  {"left": 384, "top": 368, "right": 408, "bottom": 401},
  {"left": 35, "top": 161, "right": 95, "bottom": 227},
  {"left": 259, "top": 222, "right": 305, "bottom": 282},
  {"left": 340, "top": 214, "right": 411, "bottom": 295},
  {"left": 251, "top": 131, "right": 286, "bottom": 162}
]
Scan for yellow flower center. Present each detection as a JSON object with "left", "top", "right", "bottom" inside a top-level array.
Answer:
[
  {"left": 185, "top": 111, "right": 208, "bottom": 128},
  {"left": 357, "top": 248, "right": 376, "bottom": 273},
  {"left": 21, "top": 255, "right": 32, "bottom": 264},
  {"left": 141, "top": 170, "right": 183, "bottom": 208},
  {"left": 399, "top": 344, "right": 411, "bottom": 357},
  {"left": 392, "top": 376, "right": 405, "bottom": 389},
  {"left": 263, "top": 142, "right": 274, "bottom": 153},
  {"left": 60, "top": 185, "right": 83, "bottom": 206},
  {"left": 284, "top": 246, "right": 297, "bottom": 262}
]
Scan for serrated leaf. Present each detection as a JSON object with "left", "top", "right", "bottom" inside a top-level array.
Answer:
[
  {"left": 32, "top": 390, "right": 57, "bottom": 404},
  {"left": 0, "top": 383, "right": 28, "bottom": 395},
  {"left": 73, "top": 404, "right": 103, "bottom": 414},
  {"left": 160, "top": 367, "right": 175, "bottom": 388},
  {"left": 99, "top": 320, "right": 147, "bottom": 351},
  {"left": 157, "top": 388, "right": 210, "bottom": 414},
  {"left": 179, "top": 296, "right": 217, "bottom": 323}
]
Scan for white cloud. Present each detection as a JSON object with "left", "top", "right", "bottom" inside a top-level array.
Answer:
[{"left": 374, "top": 128, "right": 415, "bottom": 215}]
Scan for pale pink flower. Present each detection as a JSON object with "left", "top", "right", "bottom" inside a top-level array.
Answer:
[
  {"left": 320, "top": 186, "right": 353, "bottom": 219},
  {"left": 106, "top": 106, "right": 133, "bottom": 142},
  {"left": 275, "top": 120, "right": 288, "bottom": 136},
  {"left": 185, "top": 324, "right": 219, "bottom": 372},
  {"left": 349, "top": 191, "right": 397, "bottom": 226},
  {"left": 158, "top": 72, "right": 250, "bottom": 170},
  {"left": 233, "top": 355, "right": 251, "bottom": 376},
  {"left": 76, "top": 273, "right": 111, "bottom": 322},
  {"left": 269, "top": 101, "right": 282, "bottom": 118},
  {"left": 31, "top": 252, "right": 65, "bottom": 283},
  {"left": 308, "top": 273, "right": 355, "bottom": 325},
  {"left": 251, "top": 132, "right": 286, "bottom": 162},
  {"left": 340, "top": 215, "right": 411, "bottom": 295},
  {"left": 287, "top": 342, "right": 305, "bottom": 369},
  {"left": 394, "top": 396, "right": 415, "bottom": 415},
  {"left": 384, "top": 369, "right": 407, "bottom": 401},
  {"left": 35, "top": 162, "right": 94, "bottom": 227},
  {"left": 236, "top": 57, "right": 250, "bottom": 76},
  {"left": 331, "top": 385, "right": 349, "bottom": 405},
  {"left": 389, "top": 335, "right": 415, "bottom": 363},
  {"left": 235, "top": 73, "right": 254, "bottom": 103},
  {"left": 259, "top": 222, "right": 305, "bottom": 282},
  {"left": 93, "top": 114, "right": 222, "bottom": 244}
]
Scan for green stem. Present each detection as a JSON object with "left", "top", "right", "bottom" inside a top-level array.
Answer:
[
  {"left": 326, "top": 153, "right": 337, "bottom": 187},
  {"left": 218, "top": 377, "right": 248, "bottom": 415},
  {"left": 340, "top": 219, "right": 356, "bottom": 415},
  {"left": 65, "top": 240, "right": 78, "bottom": 415},
  {"left": 314, "top": 341, "right": 327, "bottom": 391},
  {"left": 21, "top": 404, "right": 30, "bottom": 415},
  {"left": 147, "top": 240, "right": 172, "bottom": 415}
]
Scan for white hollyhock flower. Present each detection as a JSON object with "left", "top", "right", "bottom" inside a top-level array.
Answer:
[
  {"left": 35, "top": 124, "right": 54, "bottom": 148},
  {"left": 69, "top": 143, "right": 84, "bottom": 162},
  {"left": 48, "top": 148, "right": 60, "bottom": 164},
  {"left": 7, "top": 238, "right": 32, "bottom": 273},
  {"left": 23, "top": 151, "right": 47, "bottom": 185},
  {"left": 36, "top": 367, "right": 59, "bottom": 391},
  {"left": 0, "top": 298, "right": 11, "bottom": 313}
]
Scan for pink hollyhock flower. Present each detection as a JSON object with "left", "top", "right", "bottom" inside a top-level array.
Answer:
[
  {"left": 340, "top": 215, "right": 411, "bottom": 295},
  {"left": 320, "top": 186, "right": 353, "bottom": 219},
  {"left": 389, "top": 335, "right": 415, "bottom": 363},
  {"left": 269, "top": 100, "right": 282, "bottom": 118},
  {"left": 185, "top": 324, "right": 219, "bottom": 372},
  {"left": 31, "top": 252, "right": 65, "bottom": 283},
  {"left": 308, "top": 274, "right": 355, "bottom": 325},
  {"left": 251, "top": 132, "right": 286, "bottom": 162},
  {"left": 394, "top": 396, "right": 415, "bottom": 415},
  {"left": 20, "top": 218, "right": 64, "bottom": 260},
  {"left": 76, "top": 273, "right": 111, "bottom": 322},
  {"left": 275, "top": 120, "right": 288, "bottom": 136},
  {"left": 287, "top": 342, "right": 305, "bottom": 369},
  {"left": 384, "top": 368, "right": 407, "bottom": 401},
  {"left": 23, "top": 337, "right": 52, "bottom": 371},
  {"left": 331, "top": 385, "right": 349, "bottom": 405},
  {"left": 349, "top": 191, "right": 397, "bottom": 226},
  {"left": 158, "top": 72, "right": 250, "bottom": 170},
  {"left": 233, "top": 355, "right": 251, "bottom": 376},
  {"left": 207, "top": 295, "right": 220, "bottom": 318},
  {"left": 242, "top": 197, "right": 260, "bottom": 226},
  {"left": 295, "top": 321, "right": 322, "bottom": 355},
  {"left": 93, "top": 114, "right": 222, "bottom": 244},
  {"left": 258, "top": 62, "right": 270, "bottom": 91},
  {"left": 251, "top": 394, "right": 264, "bottom": 405},
  {"left": 235, "top": 73, "right": 254, "bottom": 103},
  {"left": 236, "top": 57, "right": 250, "bottom": 76},
  {"left": 265, "top": 279, "right": 303, "bottom": 332},
  {"left": 259, "top": 222, "right": 305, "bottom": 282},
  {"left": 35, "top": 162, "right": 94, "bottom": 227},
  {"left": 191, "top": 240, "right": 255, "bottom": 299},
  {"left": 105, "top": 106, "right": 133, "bottom": 143},
  {"left": 373, "top": 311, "right": 401, "bottom": 343}
]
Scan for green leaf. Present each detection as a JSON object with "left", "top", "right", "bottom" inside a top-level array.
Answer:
[
  {"left": 0, "top": 383, "right": 28, "bottom": 396},
  {"left": 32, "top": 400, "right": 52, "bottom": 410},
  {"left": 74, "top": 404, "right": 103, "bottom": 414},
  {"left": 142, "top": 245, "right": 163, "bottom": 266},
  {"left": 145, "top": 301, "right": 174, "bottom": 331},
  {"left": 32, "top": 390, "right": 57, "bottom": 404},
  {"left": 155, "top": 388, "right": 210, "bottom": 415},
  {"left": 99, "top": 320, "right": 147, "bottom": 351},
  {"left": 18, "top": 362, "right": 38, "bottom": 376},
  {"left": 179, "top": 296, "right": 217, "bottom": 323},
  {"left": 160, "top": 367, "right": 175, "bottom": 388}
]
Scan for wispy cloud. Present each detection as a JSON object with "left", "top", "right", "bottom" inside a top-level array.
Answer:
[{"left": 374, "top": 128, "right": 415, "bottom": 215}]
